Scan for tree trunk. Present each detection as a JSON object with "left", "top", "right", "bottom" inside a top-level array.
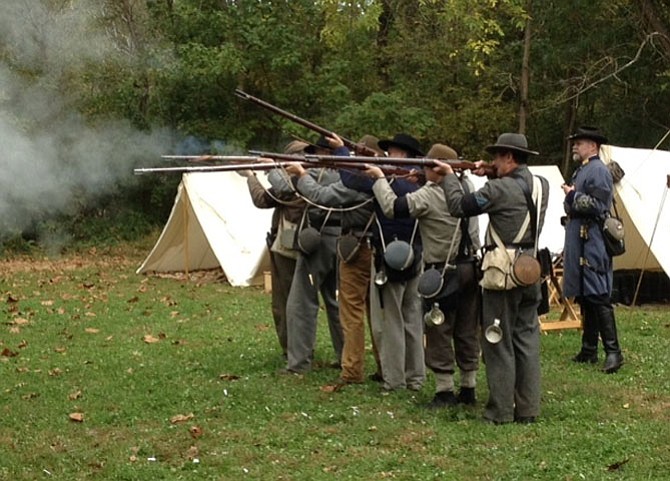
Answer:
[
  {"left": 376, "top": 0, "right": 393, "bottom": 87},
  {"left": 636, "top": 0, "right": 670, "bottom": 61},
  {"left": 519, "top": 0, "right": 532, "bottom": 135}
]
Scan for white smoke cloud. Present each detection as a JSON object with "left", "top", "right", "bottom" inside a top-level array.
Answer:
[{"left": 0, "top": 1, "right": 172, "bottom": 240}]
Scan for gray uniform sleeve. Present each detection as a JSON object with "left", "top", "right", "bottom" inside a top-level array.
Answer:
[
  {"left": 297, "top": 173, "right": 370, "bottom": 206},
  {"left": 267, "top": 168, "right": 296, "bottom": 196}
]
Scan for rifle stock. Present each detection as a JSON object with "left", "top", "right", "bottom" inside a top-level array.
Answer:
[{"left": 235, "top": 89, "right": 378, "bottom": 157}]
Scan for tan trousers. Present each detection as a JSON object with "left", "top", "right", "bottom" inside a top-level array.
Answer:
[{"left": 338, "top": 244, "right": 373, "bottom": 382}]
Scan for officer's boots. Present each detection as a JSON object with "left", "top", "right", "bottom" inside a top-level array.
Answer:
[
  {"left": 572, "top": 303, "right": 599, "bottom": 364},
  {"left": 596, "top": 304, "right": 624, "bottom": 374}
]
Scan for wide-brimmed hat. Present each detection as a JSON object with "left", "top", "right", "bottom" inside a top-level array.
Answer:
[
  {"left": 378, "top": 133, "right": 424, "bottom": 157},
  {"left": 304, "top": 135, "right": 332, "bottom": 154},
  {"left": 426, "top": 143, "right": 458, "bottom": 160},
  {"left": 283, "top": 140, "right": 309, "bottom": 155},
  {"left": 485, "top": 133, "right": 539, "bottom": 156},
  {"left": 357, "top": 134, "right": 385, "bottom": 157},
  {"left": 568, "top": 126, "right": 608, "bottom": 145}
]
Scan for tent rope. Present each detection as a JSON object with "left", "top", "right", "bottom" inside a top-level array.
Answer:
[{"left": 632, "top": 177, "right": 669, "bottom": 305}]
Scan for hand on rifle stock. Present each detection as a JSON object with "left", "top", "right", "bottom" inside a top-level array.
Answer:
[
  {"left": 362, "top": 165, "right": 385, "bottom": 179},
  {"left": 283, "top": 162, "right": 307, "bottom": 177},
  {"left": 236, "top": 169, "right": 254, "bottom": 178},
  {"left": 326, "top": 133, "right": 344, "bottom": 150}
]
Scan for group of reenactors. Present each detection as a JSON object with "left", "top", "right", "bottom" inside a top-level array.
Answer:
[{"left": 240, "top": 125, "right": 624, "bottom": 425}]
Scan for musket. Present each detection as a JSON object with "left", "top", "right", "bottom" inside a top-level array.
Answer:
[
  {"left": 234, "top": 89, "right": 378, "bottom": 157},
  {"left": 302, "top": 154, "right": 496, "bottom": 175},
  {"left": 135, "top": 157, "right": 417, "bottom": 177},
  {"left": 160, "top": 155, "right": 260, "bottom": 163},
  {"left": 249, "top": 150, "right": 426, "bottom": 178},
  {"left": 133, "top": 161, "right": 300, "bottom": 175}
]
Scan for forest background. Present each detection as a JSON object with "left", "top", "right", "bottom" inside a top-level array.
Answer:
[{"left": 2, "top": 0, "right": 670, "bottom": 252}]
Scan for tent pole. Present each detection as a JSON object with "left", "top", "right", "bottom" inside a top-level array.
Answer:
[
  {"left": 632, "top": 176, "right": 669, "bottom": 305},
  {"left": 182, "top": 176, "right": 190, "bottom": 278}
]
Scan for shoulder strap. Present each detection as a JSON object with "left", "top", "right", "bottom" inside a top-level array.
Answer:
[{"left": 513, "top": 175, "right": 542, "bottom": 255}]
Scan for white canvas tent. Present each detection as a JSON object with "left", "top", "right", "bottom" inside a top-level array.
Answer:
[
  {"left": 601, "top": 145, "right": 670, "bottom": 276},
  {"left": 137, "top": 172, "right": 273, "bottom": 286}
]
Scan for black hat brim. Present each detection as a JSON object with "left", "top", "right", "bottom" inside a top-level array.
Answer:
[
  {"left": 567, "top": 133, "right": 609, "bottom": 145},
  {"left": 378, "top": 140, "right": 424, "bottom": 157},
  {"left": 485, "top": 144, "right": 539, "bottom": 156}
]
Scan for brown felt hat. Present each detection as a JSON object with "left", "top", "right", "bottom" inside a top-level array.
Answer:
[
  {"left": 283, "top": 140, "right": 309, "bottom": 155},
  {"left": 358, "top": 134, "right": 385, "bottom": 157},
  {"left": 426, "top": 143, "right": 458, "bottom": 160}
]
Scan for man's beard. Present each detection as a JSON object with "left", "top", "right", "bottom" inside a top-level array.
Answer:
[{"left": 572, "top": 152, "right": 582, "bottom": 162}]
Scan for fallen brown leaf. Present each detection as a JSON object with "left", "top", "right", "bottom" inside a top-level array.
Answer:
[
  {"left": 1, "top": 348, "right": 18, "bottom": 357},
  {"left": 170, "top": 413, "right": 194, "bottom": 424},
  {"left": 320, "top": 383, "right": 345, "bottom": 393},
  {"left": 219, "top": 374, "right": 240, "bottom": 381},
  {"left": 189, "top": 426, "right": 203, "bottom": 439},
  {"left": 85, "top": 327, "right": 100, "bottom": 334},
  {"left": 185, "top": 445, "right": 199, "bottom": 460},
  {"left": 143, "top": 334, "right": 160, "bottom": 344},
  {"left": 69, "top": 412, "right": 84, "bottom": 422},
  {"left": 69, "top": 390, "right": 82, "bottom": 400}
]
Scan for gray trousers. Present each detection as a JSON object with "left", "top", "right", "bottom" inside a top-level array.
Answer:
[
  {"left": 269, "top": 250, "right": 297, "bottom": 357},
  {"left": 424, "top": 279, "right": 480, "bottom": 377},
  {"left": 286, "top": 230, "right": 343, "bottom": 373},
  {"left": 481, "top": 284, "right": 542, "bottom": 423},
  {"left": 369, "top": 264, "right": 425, "bottom": 390}
]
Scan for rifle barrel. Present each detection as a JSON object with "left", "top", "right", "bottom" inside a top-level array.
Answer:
[
  {"left": 235, "top": 89, "right": 376, "bottom": 157},
  {"left": 304, "top": 154, "right": 483, "bottom": 171},
  {"left": 134, "top": 161, "right": 299, "bottom": 175},
  {"left": 160, "top": 155, "right": 260, "bottom": 162}
]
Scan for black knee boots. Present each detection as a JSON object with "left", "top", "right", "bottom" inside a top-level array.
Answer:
[
  {"left": 596, "top": 303, "right": 624, "bottom": 374},
  {"left": 572, "top": 303, "right": 599, "bottom": 364}
]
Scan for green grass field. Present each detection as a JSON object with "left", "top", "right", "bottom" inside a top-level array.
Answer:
[{"left": 1, "top": 245, "right": 669, "bottom": 480}]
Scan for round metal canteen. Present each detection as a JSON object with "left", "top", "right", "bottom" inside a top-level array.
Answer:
[
  {"left": 384, "top": 240, "right": 414, "bottom": 271},
  {"left": 417, "top": 268, "right": 444, "bottom": 298}
]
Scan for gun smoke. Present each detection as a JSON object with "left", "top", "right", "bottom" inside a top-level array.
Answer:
[{"left": 0, "top": 1, "right": 171, "bottom": 250}]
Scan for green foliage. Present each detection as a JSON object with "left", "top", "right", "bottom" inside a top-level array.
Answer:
[{"left": 3, "top": 0, "right": 670, "bottom": 248}]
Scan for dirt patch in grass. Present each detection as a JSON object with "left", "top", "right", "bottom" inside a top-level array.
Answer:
[{"left": 1, "top": 248, "right": 140, "bottom": 274}]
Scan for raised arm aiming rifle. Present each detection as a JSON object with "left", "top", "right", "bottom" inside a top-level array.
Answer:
[{"left": 234, "top": 89, "right": 379, "bottom": 157}]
